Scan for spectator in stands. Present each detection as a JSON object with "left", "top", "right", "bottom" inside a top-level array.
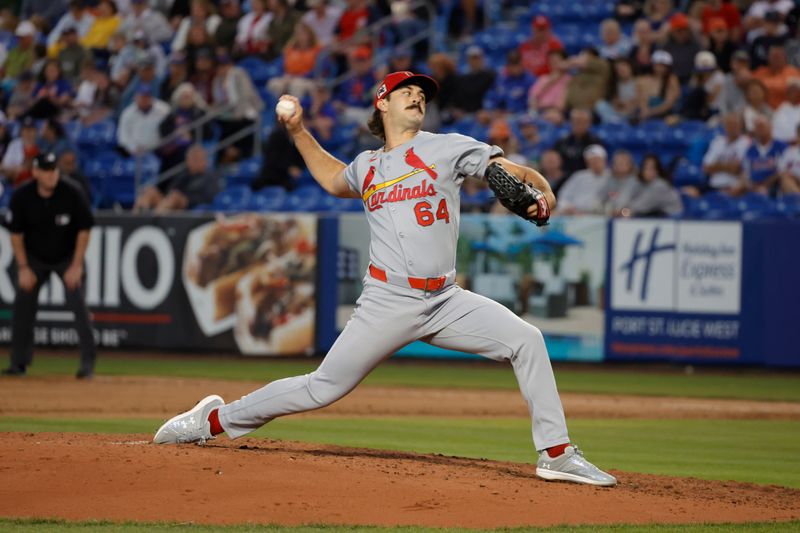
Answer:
[
  {"left": 528, "top": 49, "right": 571, "bottom": 123},
  {"left": 719, "top": 50, "right": 751, "bottom": 114},
  {"left": 189, "top": 46, "right": 216, "bottom": 104},
  {"left": 212, "top": 49, "right": 263, "bottom": 162},
  {"left": 28, "top": 59, "right": 74, "bottom": 120},
  {"left": 616, "top": 0, "right": 644, "bottom": 25},
  {"left": 662, "top": 13, "right": 702, "bottom": 85},
  {"left": 6, "top": 71, "right": 37, "bottom": 119},
  {"left": 266, "top": 21, "right": 322, "bottom": 99},
  {"left": 48, "top": 0, "right": 95, "bottom": 57},
  {"left": 1, "top": 116, "right": 39, "bottom": 186},
  {"left": 517, "top": 115, "right": 542, "bottom": 162},
  {"left": 74, "top": 62, "right": 120, "bottom": 125},
  {"left": 743, "top": 78, "right": 773, "bottom": 130},
  {"left": 519, "top": 15, "right": 563, "bottom": 76},
  {"left": 158, "top": 82, "right": 208, "bottom": 172},
  {"left": 636, "top": 50, "right": 680, "bottom": 121},
  {"left": 772, "top": 77, "right": 800, "bottom": 141},
  {"left": 749, "top": 11, "right": 788, "bottom": 69},
  {"left": 333, "top": 46, "right": 376, "bottom": 123},
  {"left": 744, "top": 113, "right": 787, "bottom": 195},
  {"left": 335, "top": 0, "right": 370, "bottom": 44},
  {"left": 566, "top": 47, "right": 611, "bottom": 111},
  {"left": 538, "top": 148, "right": 568, "bottom": 196},
  {"left": 629, "top": 18, "right": 656, "bottom": 75},
  {"left": 56, "top": 27, "right": 91, "bottom": 86},
  {"left": 698, "top": 111, "right": 750, "bottom": 196},
  {"left": 558, "top": 144, "right": 610, "bottom": 215},
  {"left": 446, "top": 0, "right": 484, "bottom": 40},
  {"left": 234, "top": 0, "right": 271, "bottom": 57},
  {"left": 706, "top": 17, "right": 736, "bottom": 74},
  {"left": 599, "top": 18, "right": 632, "bottom": 60},
  {"left": 744, "top": 0, "right": 794, "bottom": 32},
  {"left": 753, "top": 44, "right": 800, "bottom": 108},
  {"left": 117, "top": 84, "right": 170, "bottom": 156},
  {"left": 483, "top": 49, "right": 535, "bottom": 115},
  {"left": 264, "top": 0, "right": 301, "bottom": 61},
  {"left": 301, "top": 0, "right": 342, "bottom": 48},
  {"left": 120, "top": 0, "right": 172, "bottom": 43},
  {"left": 618, "top": 153, "right": 682, "bottom": 216},
  {"left": 172, "top": 0, "right": 221, "bottom": 53},
  {"left": 38, "top": 118, "right": 74, "bottom": 157},
  {"left": 21, "top": 0, "right": 67, "bottom": 30},
  {"left": 116, "top": 30, "right": 166, "bottom": 83},
  {"left": 58, "top": 149, "right": 91, "bottom": 201},
  {"left": 682, "top": 51, "right": 725, "bottom": 120},
  {"left": 214, "top": 0, "right": 242, "bottom": 51},
  {"left": 2, "top": 21, "right": 37, "bottom": 83},
  {"left": 80, "top": 0, "right": 122, "bottom": 54},
  {"left": 159, "top": 53, "right": 189, "bottom": 101},
  {"left": 600, "top": 149, "right": 641, "bottom": 214},
  {"left": 487, "top": 118, "right": 524, "bottom": 164},
  {"left": 644, "top": 0, "right": 675, "bottom": 37},
  {"left": 135, "top": 143, "right": 219, "bottom": 212},
  {"left": 777, "top": 123, "right": 800, "bottom": 193},
  {"left": 554, "top": 108, "right": 604, "bottom": 176},
  {"left": 451, "top": 45, "right": 495, "bottom": 117},
  {"left": 426, "top": 52, "right": 457, "bottom": 121},
  {"left": 185, "top": 24, "right": 217, "bottom": 76},
  {"left": 119, "top": 54, "right": 162, "bottom": 114},
  {"left": 595, "top": 57, "right": 639, "bottom": 124},
  {"left": 702, "top": 0, "right": 742, "bottom": 42}
]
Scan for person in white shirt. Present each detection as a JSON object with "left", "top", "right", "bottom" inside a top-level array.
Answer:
[
  {"left": 47, "top": 0, "right": 95, "bottom": 51},
  {"left": 172, "top": 0, "right": 222, "bottom": 52},
  {"left": 772, "top": 77, "right": 800, "bottom": 142},
  {"left": 777, "top": 123, "right": 800, "bottom": 193},
  {"left": 557, "top": 144, "right": 611, "bottom": 214},
  {"left": 234, "top": 0, "right": 272, "bottom": 56},
  {"left": 699, "top": 112, "right": 751, "bottom": 194},
  {"left": 301, "top": 0, "right": 343, "bottom": 48},
  {"left": 117, "top": 85, "right": 170, "bottom": 155},
  {"left": 598, "top": 18, "right": 632, "bottom": 60},
  {"left": 119, "top": 0, "right": 173, "bottom": 43}
]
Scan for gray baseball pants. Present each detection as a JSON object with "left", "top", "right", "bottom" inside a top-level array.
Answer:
[{"left": 218, "top": 277, "right": 569, "bottom": 451}]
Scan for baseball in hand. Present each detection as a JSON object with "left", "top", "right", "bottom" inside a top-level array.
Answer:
[{"left": 276, "top": 99, "right": 296, "bottom": 119}]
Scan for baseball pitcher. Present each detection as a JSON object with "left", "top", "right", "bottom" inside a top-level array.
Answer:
[{"left": 154, "top": 71, "right": 616, "bottom": 487}]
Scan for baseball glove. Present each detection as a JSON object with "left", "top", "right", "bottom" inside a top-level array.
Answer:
[{"left": 485, "top": 162, "right": 551, "bottom": 226}]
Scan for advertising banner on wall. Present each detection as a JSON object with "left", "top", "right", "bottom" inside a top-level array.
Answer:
[
  {"left": 336, "top": 213, "right": 608, "bottom": 361},
  {"left": 605, "top": 219, "right": 743, "bottom": 362},
  {"left": 0, "top": 213, "right": 318, "bottom": 355}
]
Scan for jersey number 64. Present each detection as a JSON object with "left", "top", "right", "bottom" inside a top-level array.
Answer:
[{"left": 414, "top": 199, "right": 450, "bottom": 227}]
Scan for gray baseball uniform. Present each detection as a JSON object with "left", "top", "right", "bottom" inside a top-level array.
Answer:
[{"left": 218, "top": 131, "right": 570, "bottom": 451}]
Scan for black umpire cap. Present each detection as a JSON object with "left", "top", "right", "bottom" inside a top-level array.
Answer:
[{"left": 34, "top": 152, "right": 58, "bottom": 171}]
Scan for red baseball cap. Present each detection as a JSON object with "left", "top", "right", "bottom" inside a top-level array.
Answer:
[
  {"left": 532, "top": 15, "right": 551, "bottom": 30},
  {"left": 670, "top": 13, "right": 690, "bottom": 30},
  {"left": 374, "top": 71, "right": 439, "bottom": 109}
]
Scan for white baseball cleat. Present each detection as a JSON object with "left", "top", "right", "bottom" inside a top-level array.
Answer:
[
  {"left": 153, "top": 395, "right": 224, "bottom": 444},
  {"left": 536, "top": 445, "right": 617, "bottom": 487}
]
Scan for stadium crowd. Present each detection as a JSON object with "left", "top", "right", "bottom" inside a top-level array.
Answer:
[{"left": 0, "top": 0, "right": 798, "bottom": 217}]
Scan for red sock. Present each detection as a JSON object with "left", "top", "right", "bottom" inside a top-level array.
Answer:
[
  {"left": 546, "top": 443, "right": 569, "bottom": 458},
  {"left": 208, "top": 408, "right": 224, "bottom": 436}
]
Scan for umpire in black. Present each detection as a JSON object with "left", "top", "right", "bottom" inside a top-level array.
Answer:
[{"left": 2, "top": 152, "right": 96, "bottom": 378}]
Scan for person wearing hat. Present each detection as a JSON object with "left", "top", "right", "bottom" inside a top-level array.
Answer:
[
  {"left": 1, "top": 116, "right": 39, "bottom": 186},
  {"left": 2, "top": 21, "right": 37, "bottom": 82},
  {"left": 637, "top": 50, "right": 681, "bottom": 121},
  {"left": 749, "top": 11, "right": 788, "bottom": 69},
  {"left": 117, "top": 83, "right": 170, "bottom": 156},
  {"left": 682, "top": 50, "right": 724, "bottom": 120},
  {"left": 705, "top": 17, "right": 736, "bottom": 73},
  {"left": 557, "top": 144, "right": 611, "bottom": 215},
  {"left": 451, "top": 45, "right": 495, "bottom": 114},
  {"left": 117, "top": 52, "right": 162, "bottom": 112},
  {"left": 662, "top": 12, "right": 702, "bottom": 85},
  {"left": 701, "top": 0, "right": 742, "bottom": 42},
  {"left": 2, "top": 151, "right": 96, "bottom": 378},
  {"left": 153, "top": 71, "right": 619, "bottom": 489},
  {"left": 332, "top": 46, "right": 377, "bottom": 123},
  {"left": 119, "top": 0, "right": 172, "bottom": 43},
  {"left": 56, "top": 25, "right": 92, "bottom": 86},
  {"left": 518, "top": 15, "right": 564, "bottom": 76},
  {"left": 771, "top": 77, "right": 800, "bottom": 141}
]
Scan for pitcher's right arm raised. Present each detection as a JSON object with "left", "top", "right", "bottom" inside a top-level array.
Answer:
[{"left": 277, "top": 95, "right": 359, "bottom": 199}]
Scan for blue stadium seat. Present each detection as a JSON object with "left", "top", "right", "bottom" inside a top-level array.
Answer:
[
  {"left": 673, "top": 161, "right": 705, "bottom": 188},
  {"left": 226, "top": 156, "right": 262, "bottom": 187},
  {"left": 77, "top": 119, "right": 117, "bottom": 150},
  {"left": 237, "top": 56, "right": 274, "bottom": 85},
  {"left": 285, "top": 185, "right": 323, "bottom": 212},
  {"left": 212, "top": 185, "right": 252, "bottom": 212},
  {"left": 696, "top": 191, "right": 737, "bottom": 220},
  {"left": 775, "top": 193, "right": 800, "bottom": 217},
  {"left": 735, "top": 192, "right": 778, "bottom": 220},
  {"left": 249, "top": 186, "right": 287, "bottom": 212}
]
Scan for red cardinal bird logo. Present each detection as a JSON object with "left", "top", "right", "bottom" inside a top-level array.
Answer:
[
  {"left": 361, "top": 165, "right": 376, "bottom": 196},
  {"left": 404, "top": 148, "right": 437, "bottom": 180}
]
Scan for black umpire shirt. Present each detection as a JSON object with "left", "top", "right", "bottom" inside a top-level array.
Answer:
[{"left": 7, "top": 179, "right": 94, "bottom": 265}]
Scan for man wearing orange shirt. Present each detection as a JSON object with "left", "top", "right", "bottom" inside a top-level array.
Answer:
[{"left": 753, "top": 44, "right": 800, "bottom": 109}]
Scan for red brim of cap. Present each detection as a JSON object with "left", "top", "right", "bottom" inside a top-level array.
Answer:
[{"left": 374, "top": 73, "right": 439, "bottom": 109}]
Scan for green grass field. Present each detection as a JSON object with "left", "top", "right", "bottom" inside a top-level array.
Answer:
[{"left": 2, "top": 353, "right": 800, "bottom": 532}]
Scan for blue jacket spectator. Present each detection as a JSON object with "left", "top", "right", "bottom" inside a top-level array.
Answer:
[
  {"left": 483, "top": 50, "right": 535, "bottom": 114},
  {"left": 334, "top": 46, "right": 376, "bottom": 109}
]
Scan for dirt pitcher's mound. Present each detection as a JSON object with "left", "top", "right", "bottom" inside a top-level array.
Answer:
[{"left": 1, "top": 433, "right": 798, "bottom": 528}]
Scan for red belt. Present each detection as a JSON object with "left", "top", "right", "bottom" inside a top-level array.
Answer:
[{"left": 369, "top": 264, "right": 448, "bottom": 292}]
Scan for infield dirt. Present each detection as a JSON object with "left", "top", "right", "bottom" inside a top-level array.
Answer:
[{"left": 1, "top": 375, "right": 799, "bottom": 528}]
